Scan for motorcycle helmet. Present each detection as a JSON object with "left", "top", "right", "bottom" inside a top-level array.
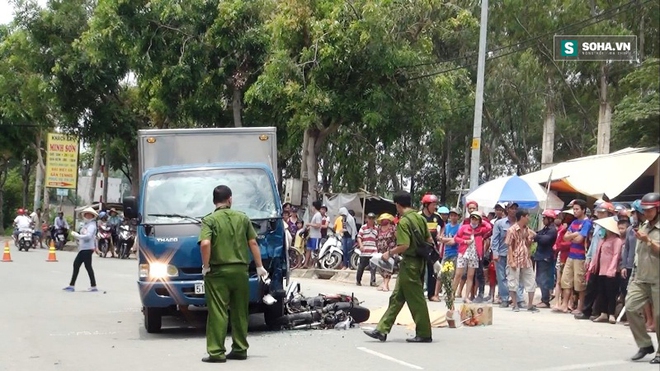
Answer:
[
  {"left": 366, "top": 212, "right": 376, "bottom": 219},
  {"left": 465, "top": 200, "right": 479, "bottom": 209},
  {"left": 17, "top": 208, "right": 25, "bottom": 215},
  {"left": 421, "top": 194, "right": 438, "bottom": 205},
  {"left": 593, "top": 199, "right": 605, "bottom": 209},
  {"left": 595, "top": 202, "right": 615, "bottom": 215},
  {"left": 438, "top": 206, "right": 450, "bottom": 214},
  {"left": 640, "top": 192, "right": 660, "bottom": 210},
  {"left": 631, "top": 199, "right": 643, "bottom": 214},
  {"left": 98, "top": 211, "right": 107, "bottom": 219},
  {"left": 542, "top": 210, "right": 556, "bottom": 219}
]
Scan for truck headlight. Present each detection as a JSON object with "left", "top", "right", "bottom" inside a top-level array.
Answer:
[{"left": 139, "top": 263, "right": 179, "bottom": 279}]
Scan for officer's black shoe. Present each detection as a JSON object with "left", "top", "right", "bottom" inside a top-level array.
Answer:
[
  {"left": 201, "top": 356, "right": 227, "bottom": 363},
  {"left": 405, "top": 336, "right": 432, "bottom": 343},
  {"left": 649, "top": 355, "right": 660, "bottom": 364},
  {"left": 574, "top": 313, "right": 590, "bottom": 320},
  {"left": 227, "top": 352, "right": 247, "bottom": 360},
  {"left": 363, "top": 329, "right": 387, "bottom": 342},
  {"left": 631, "top": 346, "right": 654, "bottom": 361}
]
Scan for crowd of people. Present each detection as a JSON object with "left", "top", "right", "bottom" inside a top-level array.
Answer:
[{"left": 285, "top": 192, "right": 659, "bottom": 364}]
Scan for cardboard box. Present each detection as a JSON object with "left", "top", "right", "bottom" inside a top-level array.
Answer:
[{"left": 459, "top": 303, "right": 493, "bottom": 326}]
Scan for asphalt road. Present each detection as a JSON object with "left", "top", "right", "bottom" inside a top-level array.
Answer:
[{"left": 0, "top": 240, "right": 656, "bottom": 371}]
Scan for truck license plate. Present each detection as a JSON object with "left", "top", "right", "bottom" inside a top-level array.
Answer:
[{"left": 194, "top": 283, "right": 205, "bottom": 295}]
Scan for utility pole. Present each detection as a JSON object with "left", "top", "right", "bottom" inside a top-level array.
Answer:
[{"left": 469, "top": 0, "right": 489, "bottom": 192}]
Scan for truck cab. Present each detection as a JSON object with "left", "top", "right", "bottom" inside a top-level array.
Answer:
[{"left": 122, "top": 128, "right": 287, "bottom": 333}]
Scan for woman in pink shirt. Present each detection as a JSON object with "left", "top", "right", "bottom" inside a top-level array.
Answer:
[
  {"left": 452, "top": 212, "right": 492, "bottom": 304},
  {"left": 589, "top": 217, "right": 623, "bottom": 324}
]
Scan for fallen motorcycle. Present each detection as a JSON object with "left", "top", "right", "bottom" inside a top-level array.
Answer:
[{"left": 277, "top": 281, "right": 370, "bottom": 330}]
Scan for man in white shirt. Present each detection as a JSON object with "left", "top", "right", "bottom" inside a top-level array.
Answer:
[
  {"left": 13, "top": 208, "right": 33, "bottom": 241},
  {"left": 29, "top": 208, "right": 43, "bottom": 247},
  {"left": 305, "top": 201, "right": 324, "bottom": 268}
]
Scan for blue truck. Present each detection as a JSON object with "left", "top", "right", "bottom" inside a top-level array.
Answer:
[{"left": 122, "top": 127, "right": 288, "bottom": 333}]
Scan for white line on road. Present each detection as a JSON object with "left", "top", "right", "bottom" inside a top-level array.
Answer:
[
  {"left": 357, "top": 347, "right": 423, "bottom": 370},
  {"left": 49, "top": 330, "right": 123, "bottom": 337},
  {"left": 532, "top": 360, "right": 629, "bottom": 371}
]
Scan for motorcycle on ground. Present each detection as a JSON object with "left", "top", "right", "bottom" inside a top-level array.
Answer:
[
  {"left": 116, "top": 223, "right": 135, "bottom": 259},
  {"left": 97, "top": 223, "right": 113, "bottom": 258},
  {"left": 276, "top": 281, "right": 370, "bottom": 330}
]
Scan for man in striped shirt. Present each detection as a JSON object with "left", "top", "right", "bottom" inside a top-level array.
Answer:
[
  {"left": 356, "top": 213, "right": 378, "bottom": 286},
  {"left": 556, "top": 199, "right": 592, "bottom": 314}
]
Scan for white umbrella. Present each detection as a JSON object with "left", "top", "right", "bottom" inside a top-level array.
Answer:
[{"left": 465, "top": 175, "right": 565, "bottom": 210}]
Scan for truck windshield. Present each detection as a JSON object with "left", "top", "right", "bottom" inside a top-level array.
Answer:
[{"left": 143, "top": 168, "right": 278, "bottom": 224}]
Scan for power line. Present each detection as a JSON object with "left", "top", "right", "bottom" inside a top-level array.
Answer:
[{"left": 403, "top": 0, "right": 652, "bottom": 80}]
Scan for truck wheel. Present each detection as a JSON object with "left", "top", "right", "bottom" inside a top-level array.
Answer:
[
  {"left": 264, "top": 301, "right": 285, "bottom": 330},
  {"left": 144, "top": 307, "right": 162, "bottom": 333}
]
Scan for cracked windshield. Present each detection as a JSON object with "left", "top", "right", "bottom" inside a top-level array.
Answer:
[{"left": 143, "top": 168, "right": 278, "bottom": 223}]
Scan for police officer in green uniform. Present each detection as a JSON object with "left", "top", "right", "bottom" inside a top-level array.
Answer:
[
  {"left": 625, "top": 192, "right": 660, "bottom": 364},
  {"left": 198, "top": 185, "right": 269, "bottom": 363},
  {"left": 363, "top": 190, "right": 433, "bottom": 342}
]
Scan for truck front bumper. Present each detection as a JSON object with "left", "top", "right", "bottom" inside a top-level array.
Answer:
[{"left": 138, "top": 277, "right": 265, "bottom": 308}]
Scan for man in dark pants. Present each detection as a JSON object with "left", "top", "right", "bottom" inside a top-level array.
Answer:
[
  {"left": 198, "top": 185, "right": 269, "bottom": 363},
  {"left": 418, "top": 194, "right": 444, "bottom": 302},
  {"left": 356, "top": 213, "right": 378, "bottom": 286},
  {"left": 364, "top": 190, "right": 433, "bottom": 343},
  {"left": 534, "top": 210, "right": 558, "bottom": 308}
]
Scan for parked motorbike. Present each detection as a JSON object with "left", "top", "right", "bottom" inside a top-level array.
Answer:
[
  {"left": 350, "top": 247, "right": 360, "bottom": 270},
  {"left": 51, "top": 226, "right": 68, "bottom": 251},
  {"left": 97, "top": 223, "right": 113, "bottom": 257},
  {"left": 14, "top": 228, "right": 37, "bottom": 251},
  {"left": 317, "top": 231, "right": 344, "bottom": 270},
  {"left": 116, "top": 223, "right": 135, "bottom": 259},
  {"left": 278, "top": 281, "right": 370, "bottom": 330},
  {"left": 288, "top": 229, "right": 308, "bottom": 269}
]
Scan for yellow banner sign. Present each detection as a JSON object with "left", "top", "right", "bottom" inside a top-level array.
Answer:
[{"left": 45, "top": 133, "right": 79, "bottom": 189}]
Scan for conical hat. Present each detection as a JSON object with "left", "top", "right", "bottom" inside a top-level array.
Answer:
[{"left": 594, "top": 216, "right": 620, "bottom": 236}]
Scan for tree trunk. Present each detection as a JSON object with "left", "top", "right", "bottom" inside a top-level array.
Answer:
[
  {"left": 638, "top": 0, "right": 645, "bottom": 60},
  {"left": 366, "top": 152, "right": 376, "bottom": 193},
  {"left": 301, "top": 129, "right": 319, "bottom": 210},
  {"left": 232, "top": 86, "right": 243, "bottom": 128},
  {"left": 541, "top": 79, "right": 556, "bottom": 169},
  {"left": 87, "top": 142, "right": 102, "bottom": 204},
  {"left": 43, "top": 182, "right": 51, "bottom": 215},
  {"left": 440, "top": 130, "right": 449, "bottom": 203},
  {"left": 33, "top": 132, "right": 45, "bottom": 210},
  {"left": 300, "top": 124, "right": 341, "bottom": 211},
  {"left": 22, "top": 159, "right": 31, "bottom": 209},
  {"left": 596, "top": 62, "right": 611, "bottom": 155},
  {"left": 0, "top": 159, "right": 8, "bottom": 234}
]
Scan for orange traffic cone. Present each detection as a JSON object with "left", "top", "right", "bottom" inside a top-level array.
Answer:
[
  {"left": 46, "top": 241, "right": 58, "bottom": 262},
  {"left": 2, "top": 241, "right": 12, "bottom": 262}
]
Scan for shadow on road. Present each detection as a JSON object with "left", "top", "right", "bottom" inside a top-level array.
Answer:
[{"left": 138, "top": 312, "right": 273, "bottom": 340}]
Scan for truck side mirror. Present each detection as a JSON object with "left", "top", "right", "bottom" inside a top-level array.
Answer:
[{"left": 123, "top": 196, "right": 138, "bottom": 219}]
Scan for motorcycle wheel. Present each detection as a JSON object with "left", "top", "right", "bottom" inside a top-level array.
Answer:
[
  {"left": 321, "top": 251, "right": 343, "bottom": 270},
  {"left": 331, "top": 302, "right": 371, "bottom": 324},
  {"left": 288, "top": 248, "right": 303, "bottom": 269},
  {"left": 99, "top": 241, "right": 108, "bottom": 258},
  {"left": 350, "top": 251, "right": 360, "bottom": 270}
]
